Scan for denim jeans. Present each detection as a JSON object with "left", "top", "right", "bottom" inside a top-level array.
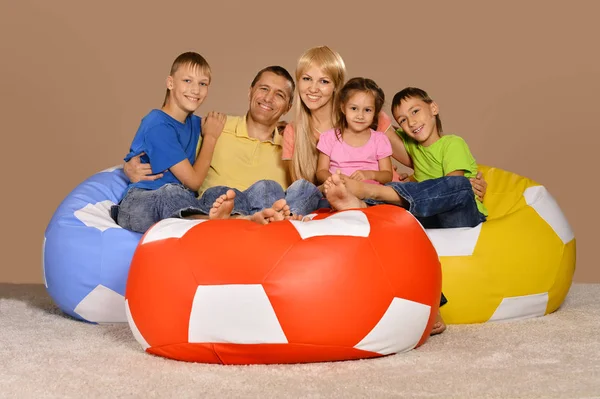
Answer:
[
  {"left": 285, "top": 179, "right": 323, "bottom": 216},
  {"left": 384, "top": 176, "right": 486, "bottom": 228},
  {"left": 199, "top": 179, "right": 323, "bottom": 217},
  {"left": 113, "top": 184, "right": 206, "bottom": 233}
]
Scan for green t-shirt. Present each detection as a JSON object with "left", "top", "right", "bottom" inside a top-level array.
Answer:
[{"left": 398, "top": 131, "right": 488, "bottom": 216}]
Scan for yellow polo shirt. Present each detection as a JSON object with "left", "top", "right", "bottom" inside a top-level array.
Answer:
[{"left": 197, "top": 115, "right": 289, "bottom": 195}]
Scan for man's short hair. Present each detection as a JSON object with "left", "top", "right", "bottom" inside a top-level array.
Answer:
[{"left": 250, "top": 66, "right": 295, "bottom": 104}]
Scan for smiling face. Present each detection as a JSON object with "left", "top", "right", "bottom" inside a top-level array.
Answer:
[
  {"left": 248, "top": 71, "right": 293, "bottom": 126},
  {"left": 298, "top": 64, "right": 335, "bottom": 112},
  {"left": 165, "top": 63, "right": 210, "bottom": 121},
  {"left": 393, "top": 97, "right": 440, "bottom": 146},
  {"left": 342, "top": 91, "right": 376, "bottom": 134}
]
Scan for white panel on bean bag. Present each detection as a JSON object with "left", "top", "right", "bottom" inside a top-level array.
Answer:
[
  {"left": 524, "top": 186, "right": 575, "bottom": 244},
  {"left": 100, "top": 165, "right": 123, "bottom": 173},
  {"left": 74, "top": 284, "right": 127, "bottom": 323},
  {"left": 425, "top": 224, "right": 483, "bottom": 256},
  {"left": 141, "top": 218, "right": 207, "bottom": 245},
  {"left": 125, "top": 299, "right": 150, "bottom": 350},
  {"left": 354, "top": 297, "right": 430, "bottom": 355},
  {"left": 188, "top": 284, "right": 287, "bottom": 344},
  {"left": 289, "top": 210, "right": 370, "bottom": 240},
  {"left": 488, "top": 292, "right": 549, "bottom": 322},
  {"left": 74, "top": 200, "right": 121, "bottom": 232}
]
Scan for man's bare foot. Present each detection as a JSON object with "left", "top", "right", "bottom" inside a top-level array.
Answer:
[
  {"left": 430, "top": 312, "right": 447, "bottom": 335},
  {"left": 324, "top": 173, "right": 367, "bottom": 211},
  {"left": 245, "top": 199, "right": 288, "bottom": 225},
  {"left": 209, "top": 190, "right": 236, "bottom": 220},
  {"left": 272, "top": 199, "right": 290, "bottom": 222}
]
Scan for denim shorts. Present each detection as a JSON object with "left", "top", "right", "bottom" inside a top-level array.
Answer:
[{"left": 112, "top": 184, "right": 209, "bottom": 233}]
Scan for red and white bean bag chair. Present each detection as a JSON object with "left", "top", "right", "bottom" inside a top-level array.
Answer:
[{"left": 124, "top": 205, "right": 441, "bottom": 364}]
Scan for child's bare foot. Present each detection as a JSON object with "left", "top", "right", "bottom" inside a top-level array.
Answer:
[
  {"left": 430, "top": 312, "right": 447, "bottom": 335},
  {"left": 245, "top": 199, "right": 288, "bottom": 225},
  {"left": 324, "top": 173, "right": 367, "bottom": 211},
  {"left": 209, "top": 190, "right": 236, "bottom": 220},
  {"left": 272, "top": 199, "right": 290, "bottom": 222}
]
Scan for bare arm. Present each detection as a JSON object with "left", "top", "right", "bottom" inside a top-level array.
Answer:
[
  {"left": 384, "top": 125, "right": 413, "bottom": 168},
  {"left": 446, "top": 170, "right": 466, "bottom": 177},
  {"left": 374, "top": 156, "right": 393, "bottom": 183},
  {"left": 169, "top": 112, "right": 226, "bottom": 191},
  {"left": 350, "top": 157, "right": 393, "bottom": 184},
  {"left": 169, "top": 136, "right": 217, "bottom": 191},
  {"left": 316, "top": 153, "right": 332, "bottom": 184}
]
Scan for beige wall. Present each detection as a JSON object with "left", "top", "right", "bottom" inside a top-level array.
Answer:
[{"left": 1, "top": 0, "right": 597, "bottom": 283}]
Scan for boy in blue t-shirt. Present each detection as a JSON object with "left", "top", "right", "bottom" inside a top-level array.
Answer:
[{"left": 112, "top": 51, "right": 227, "bottom": 233}]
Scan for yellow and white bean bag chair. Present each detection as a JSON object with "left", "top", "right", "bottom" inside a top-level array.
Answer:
[{"left": 426, "top": 165, "right": 576, "bottom": 324}]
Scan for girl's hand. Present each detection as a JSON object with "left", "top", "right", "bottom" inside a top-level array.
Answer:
[
  {"left": 350, "top": 170, "right": 371, "bottom": 181},
  {"left": 470, "top": 171, "right": 488, "bottom": 202},
  {"left": 202, "top": 111, "right": 226, "bottom": 139},
  {"left": 123, "top": 153, "right": 162, "bottom": 183}
]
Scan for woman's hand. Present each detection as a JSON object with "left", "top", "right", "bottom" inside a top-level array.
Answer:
[
  {"left": 123, "top": 152, "right": 162, "bottom": 183},
  {"left": 470, "top": 171, "right": 487, "bottom": 202}
]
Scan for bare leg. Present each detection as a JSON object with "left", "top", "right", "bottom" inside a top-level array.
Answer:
[
  {"left": 430, "top": 312, "right": 447, "bottom": 335},
  {"left": 324, "top": 173, "right": 368, "bottom": 211},
  {"left": 208, "top": 189, "right": 236, "bottom": 220},
  {"left": 342, "top": 176, "right": 408, "bottom": 207}
]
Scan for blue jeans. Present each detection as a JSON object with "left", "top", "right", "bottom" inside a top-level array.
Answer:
[
  {"left": 367, "top": 176, "right": 486, "bottom": 228},
  {"left": 113, "top": 184, "right": 206, "bottom": 233},
  {"left": 199, "top": 179, "right": 323, "bottom": 217}
]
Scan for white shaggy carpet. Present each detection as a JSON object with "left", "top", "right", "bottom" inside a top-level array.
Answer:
[{"left": 1, "top": 283, "right": 599, "bottom": 398}]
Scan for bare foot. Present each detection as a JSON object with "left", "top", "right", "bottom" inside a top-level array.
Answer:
[
  {"left": 245, "top": 199, "right": 288, "bottom": 225},
  {"left": 430, "top": 312, "right": 447, "bottom": 335},
  {"left": 271, "top": 199, "right": 289, "bottom": 222},
  {"left": 324, "top": 173, "right": 367, "bottom": 211},
  {"left": 209, "top": 190, "right": 236, "bottom": 220}
]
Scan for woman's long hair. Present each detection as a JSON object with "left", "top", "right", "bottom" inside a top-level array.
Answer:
[{"left": 290, "top": 46, "right": 346, "bottom": 183}]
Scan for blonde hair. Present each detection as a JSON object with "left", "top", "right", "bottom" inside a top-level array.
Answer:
[{"left": 290, "top": 46, "right": 346, "bottom": 183}]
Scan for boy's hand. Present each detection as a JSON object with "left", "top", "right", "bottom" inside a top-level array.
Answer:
[
  {"left": 350, "top": 170, "right": 371, "bottom": 181},
  {"left": 123, "top": 152, "right": 162, "bottom": 183},
  {"left": 202, "top": 111, "right": 226, "bottom": 139},
  {"left": 393, "top": 164, "right": 411, "bottom": 182},
  {"left": 470, "top": 171, "right": 487, "bottom": 202}
]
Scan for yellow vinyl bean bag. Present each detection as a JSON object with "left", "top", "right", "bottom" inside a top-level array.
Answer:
[{"left": 425, "top": 165, "right": 576, "bottom": 324}]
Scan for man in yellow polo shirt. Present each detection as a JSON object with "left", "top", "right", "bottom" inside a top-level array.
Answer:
[{"left": 124, "top": 66, "right": 322, "bottom": 218}]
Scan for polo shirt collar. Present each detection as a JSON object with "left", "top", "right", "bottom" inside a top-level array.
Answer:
[{"left": 239, "top": 113, "right": 282, "bottom": 145}]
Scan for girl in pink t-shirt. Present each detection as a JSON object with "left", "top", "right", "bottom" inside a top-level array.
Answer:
[{"left": 316, "top": 77, "right": 393, "bottom": 186}]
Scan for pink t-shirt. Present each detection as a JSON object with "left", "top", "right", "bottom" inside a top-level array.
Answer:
[
  {"left": 316, "top": 128, "right": 393, "bottom": 185},
  {"left": 281, "top": 111, "right": 393, "bottom": 160}
]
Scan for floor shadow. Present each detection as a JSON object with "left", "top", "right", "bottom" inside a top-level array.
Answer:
[{"left": 0, "top": 283, "right": 81, "bottom": 322}]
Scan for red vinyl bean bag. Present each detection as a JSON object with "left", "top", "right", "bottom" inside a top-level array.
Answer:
[{"left": 124, "top": 205, "right": 441, "bottom": 365}]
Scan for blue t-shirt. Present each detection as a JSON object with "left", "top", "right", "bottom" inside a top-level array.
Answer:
[{"left": 124, "top": 109, "right": 201, "bottom": 191}]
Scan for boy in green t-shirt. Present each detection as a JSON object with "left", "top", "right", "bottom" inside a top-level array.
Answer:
[{"left": 323, "top": 86, "right": 487, "bottom": 229}]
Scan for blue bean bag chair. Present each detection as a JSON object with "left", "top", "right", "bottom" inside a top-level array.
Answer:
[{"left": 43, "top": 166, "right": 141, "bottom": 323}]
